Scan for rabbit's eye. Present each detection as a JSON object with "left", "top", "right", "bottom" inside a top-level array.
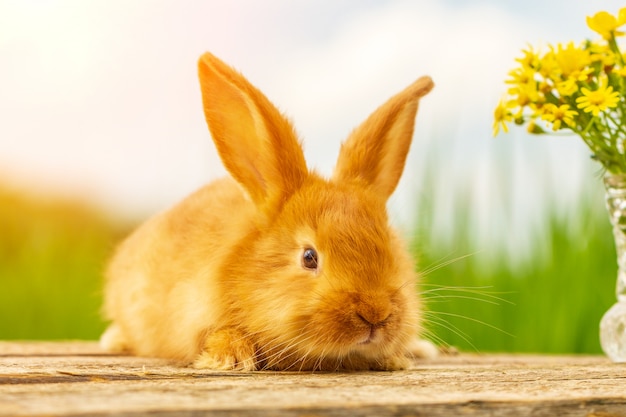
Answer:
[{"left": 302, "top": 248, "right": 318, "bottom": 271}]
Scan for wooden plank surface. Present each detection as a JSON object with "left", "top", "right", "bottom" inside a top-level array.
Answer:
[{"left": 0, "top": 341, "right": 625, "bottom": 417}]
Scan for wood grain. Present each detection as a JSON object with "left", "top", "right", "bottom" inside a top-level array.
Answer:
[{"left": 0, "top": 341, "right": 625, "bottom": 416}]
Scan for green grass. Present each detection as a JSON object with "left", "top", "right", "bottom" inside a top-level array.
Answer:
[
  {"left": 414, "top": 183, "right": 617, "bottom": 354},
  {"left": 0, "top": 188, "right": 123, "bottom": 340},
  {"left": 0, "top": 181, "right": 619, "bottom": 354}
]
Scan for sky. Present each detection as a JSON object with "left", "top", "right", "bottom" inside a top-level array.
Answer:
[{"left": 1, "top": 0, "right": 624, "bottom": 261}]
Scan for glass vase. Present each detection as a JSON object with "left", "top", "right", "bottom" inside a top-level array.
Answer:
[{"left": 600, "top": 174, "right": 626, "bottom": 362}]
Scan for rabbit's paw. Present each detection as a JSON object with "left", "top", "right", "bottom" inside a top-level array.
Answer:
[
  {"left": 341, "top": 352, "right": 411, "bottom": 371},
  {"left": 370, "top": 354, "right": 411, "bottom": 371},
  {"left": 405, "top": 337, "right": 439, "bottom": 359},
  {"left": 193, "top": 328, "right": 257, "bottom": 371},
  {"left": 99, "top": 323, "right": 131, "bottom": 353}
]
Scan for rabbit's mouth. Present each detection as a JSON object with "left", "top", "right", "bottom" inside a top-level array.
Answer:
[{"left": 355, "top": 325, "right": 384, "bottom": 346}]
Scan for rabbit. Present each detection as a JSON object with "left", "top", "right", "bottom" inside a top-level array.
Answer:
[{"left": 100, "top": 52, "right": 436, "bottom": 371}]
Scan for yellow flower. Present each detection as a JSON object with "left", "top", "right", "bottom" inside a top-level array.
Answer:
[
  {"left": 506, "top": 66, "right": 536, "bottom": 87},
  {"left": 575, "top": 82, "right": 620, "bottom": 116},
  {"left": 515, "top": 45, "right": 540, "bottom": 70},
  {"left": 556, "top": 78, "right": 579, "bottom": 97},
  {"left": 587, "top": 9, "right": 626, "bottom": 39},
  {"left": 493, "top": 99, "right": 515, "bottom": 136},
  {"left": 589, "top": 42, "right": 616, "bottom": 67},
  {"left": 538, "top": 80, "right": 553, "bottom": 95},
  {"left": 526, "top": 119, "right": 546, "bottom": 134},
  {"left": 541, "top": 104, "right": 578, "bottom": 130},
  {"left": 553, "top": 42, "right": 592, "bottom": 81},
  {"left": 537, "top": 51, "right": 560, "bottom": 81},
  {"left": 507, "top": 81, "right": 541, "bottom": 109}
]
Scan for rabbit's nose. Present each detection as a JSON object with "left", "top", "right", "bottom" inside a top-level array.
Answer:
[
  {"left": 356, "top": 312, "right": 390, "bottom": 327},
  {"left": 355, "top": 304, "right": 391, "bottom": 327}
]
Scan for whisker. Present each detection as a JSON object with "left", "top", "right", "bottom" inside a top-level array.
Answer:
[
  {"left": 258, "top": 330, "right": 319, "bottom": 370},
  {"left": 421, "top": 313, "right": 479, "bottom": 352},
  {"left": 429, "top": 310, "right": 516, "bottom": 338},
  {"left": 419, "top": 328, "right": 451, "bottom": 349},
  {"left": 420, "top": 251, "right": 481, "bottom": 276},
  {"left": 422, "top": 312, "right": 473, "bottom": 340},
  {"left": 419, "top": 285, "right": 515, "bottom": 305},
  {"left": 422, "top": 294, "right": 505, "bottom": 306}
]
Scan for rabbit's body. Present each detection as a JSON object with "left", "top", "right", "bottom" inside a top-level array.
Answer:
[
  {"left": 101, "top": 53, "right": 435, "bottom": 371},
  {"left": 102, "top": 178, "right": 249, "bottom": 363}
]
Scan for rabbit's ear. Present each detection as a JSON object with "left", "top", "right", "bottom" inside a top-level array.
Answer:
[
  {"left": 198, "top": 53, "right": 308, "bottom": 209},
  {"left": 333, "top": 76, "right": 434, "bottom": 200}
]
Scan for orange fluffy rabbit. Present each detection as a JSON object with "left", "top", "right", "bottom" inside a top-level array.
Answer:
[{"left": 101, "top": 52, "right": 435, "bottom": 371}]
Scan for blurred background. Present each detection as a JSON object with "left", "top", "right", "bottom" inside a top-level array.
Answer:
[{"left": 0, "top": 0, "right": 622, "bottom": 353}]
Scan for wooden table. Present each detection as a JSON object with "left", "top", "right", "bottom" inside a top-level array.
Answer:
[{"left": 0, "top": 341, "right": 624, "bottom": 416}]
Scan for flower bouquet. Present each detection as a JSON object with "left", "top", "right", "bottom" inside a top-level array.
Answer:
[{"left": 494, "top": 8, "right": 626, "bottom": 362}]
